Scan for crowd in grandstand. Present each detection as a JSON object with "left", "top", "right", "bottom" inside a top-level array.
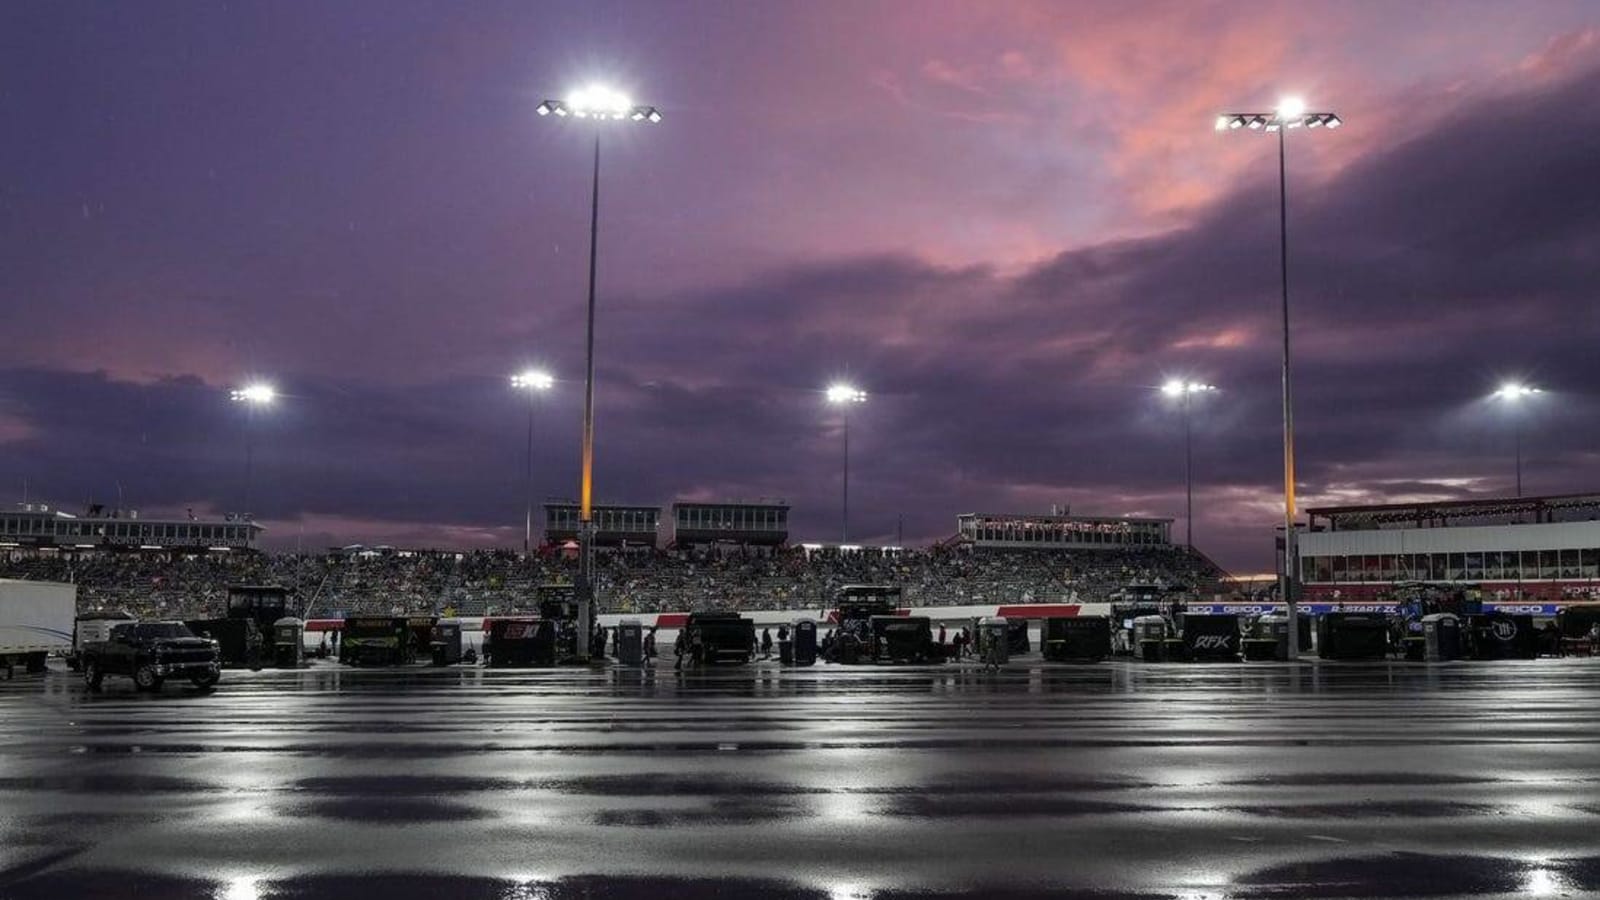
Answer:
[{"left": 0, "top": 544, "right": 1228, "bottom": 619}]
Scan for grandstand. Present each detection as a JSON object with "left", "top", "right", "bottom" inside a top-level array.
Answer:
[
  {"left": 0, "top": 543, "right": 1227, "bottom": 619},
  {"left": 1299, "top": 493, "right": 1600, "bottom": 601}
]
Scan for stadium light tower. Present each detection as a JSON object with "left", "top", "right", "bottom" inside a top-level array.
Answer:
[
  {"left": 511, "top": 370, "right": 555, "bottom": 555},
  {"left": 826, "top": 384, "right": 868, "bottom": 544},
  {"left": 229, "top": 383, "right": 276, "bottom": 516},
  {"left": 1161, "top": 380, "right": 1217, "bottom": 550},
  {"left": 536, "top": 84, "right": 661, "bottom": 659},
  {"left": 1216, "top": 97, "right": 1341, "bottom": 660},
  {"left": 1491, "top": 383, "right": 1542, "bottom": 498}
]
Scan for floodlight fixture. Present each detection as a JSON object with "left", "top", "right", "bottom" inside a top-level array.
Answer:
[
  {"left": 1493, "top": 382, "right": 1542, "bottom": 401},
  {"left": 826, "top": 384, "right": 868, "bottom": 405},
  {"left": 1161, "top": 379, "right": 1216, "bottom": 397},
  {"left": 230, "top": 384, "right": 276, "bottom": 406},
  {"left": 511, "top": 370, "right": 555, "bottom": 392},
  {"left": 1216, "top": 105, "right": 1340, "bottom": 133},
  {"left": 537, "top": 85, "right": 662, "bottom": 124}
]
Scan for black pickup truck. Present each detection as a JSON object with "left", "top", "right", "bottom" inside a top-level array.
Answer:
[{"left": 81, "top": 621, "right": 222, "bottom": 692}]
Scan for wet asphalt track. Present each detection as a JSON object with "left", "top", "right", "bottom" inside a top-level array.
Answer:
[{"left": 2, "top": 658, "right": 1599, "bottom": 899}]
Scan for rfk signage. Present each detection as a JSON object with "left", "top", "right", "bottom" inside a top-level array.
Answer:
[{"left": 1192, "top": 634, "right": 1235, "bottom": 650}]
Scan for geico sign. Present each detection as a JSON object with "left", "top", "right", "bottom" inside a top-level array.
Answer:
[{"left": 1192, "top": 635, "right": 1234, "bottom": 649}]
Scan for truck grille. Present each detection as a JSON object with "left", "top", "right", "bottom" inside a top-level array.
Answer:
[{"left": 161, "top": 650, "right": 216, "bottom": 664}]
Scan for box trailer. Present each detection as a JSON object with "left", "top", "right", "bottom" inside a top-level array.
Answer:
[{"left": 1, "top": 579, "right": 76, "bottom": 676}]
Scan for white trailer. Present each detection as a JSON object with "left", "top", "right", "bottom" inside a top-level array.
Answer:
[{"left": 0, "top": 579, "right": 76, "bottom": 676}]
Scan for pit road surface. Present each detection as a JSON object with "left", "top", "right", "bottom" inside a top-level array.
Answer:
[{"left": 2, "top": 660, "right": 1598, "bottom": 899}]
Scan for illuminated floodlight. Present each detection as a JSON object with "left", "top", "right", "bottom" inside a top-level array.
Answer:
[
  {"left": 1217, "top": 105, "right": 1340, "bottom": 134},
  {"left": 1493, "top": 383, "right": 1542, "bottom": 401},
  {"left": 536, "top": 85, "right": 661, "bottom": 124},
  {"left": 1161, "top": 379, "right": 1217, "bottom": 397},
  {"left": 230, "top": 383, "right": 276, "bottom": 405},
  {"left": 826, "top": 384, "right": 867, "bottom": 405},
  {"left": 511, "top": 370, "right": 555, "bottom": 392}
]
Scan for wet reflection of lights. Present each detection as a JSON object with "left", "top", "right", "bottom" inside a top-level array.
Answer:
[
  {"left": 216, "top": 876, "right": 260, "bottom": 900},
  {"left": 1522, "top": 859, "right": 1572, "bottom": 897},
  {"left": 818, "top": 789, "right": 872, "bottom": 823},
  {"left": 502, "top": 873, "right": 553, "bottom": 900},
  {"left": 828, "top": 883, "right": 872, "bottom": 900},
  {"left": 213, "top": 766, "right": 280, "bottom": 823}
]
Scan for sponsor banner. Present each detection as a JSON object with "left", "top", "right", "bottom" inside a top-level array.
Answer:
[
  {"left": 995, "top": 604, "right": 1082, "bottom": 619},
  {"left": 1485, "top": 603, "right": 1561, "bottom": 616},
  {"left": 1190, "top": 602, "right": 1562, "bottom": 617}
]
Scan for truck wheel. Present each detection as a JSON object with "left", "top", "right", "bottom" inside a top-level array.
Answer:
[
  {"left": 190, "top": 673, "right": 219, "bottom": 690},
  {"left": 83, "top": 660, "right": 104, "bottom": 691},
  {"left": 133, "top": 665, "right": 163, "bottom": 692}
]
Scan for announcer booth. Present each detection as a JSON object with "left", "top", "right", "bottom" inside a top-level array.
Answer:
[
  {"left": 671, "top": 500, "right": 789, "bottom": 548},
  {"left": 544, "top": 503, "right": 661, "bottom": 548}
]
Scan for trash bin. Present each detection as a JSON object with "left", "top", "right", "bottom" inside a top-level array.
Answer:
[
  {"left": 1467, "top": 613, "right": 1537, "bottom": 660},
  {"left": 1043, "top": 616, "right": 1110, "bottom": 662},
  {"left": 616, "top": 618, "right": 644, "bottom": 666},
  {"left": 1132, "top": 615, "right": 1168, "bottom": 661},
  {"left": 272, "top": 617, "right": 304, "bottom": 668},
  {"left": 1422, "top": 613, "right": 1460, "bottom": 662},
  {"left": 1182, "top": 614, "right": 1241, "bottom": 662},
  {"left": 1317, "top": 613, "right": 1389, "bottom": 660},
  {"left": 792, "top": 618, "right": 817, "bottom": 666},
  {"left": 979, "top": 616, "right": 1009, "bottom": 666}
]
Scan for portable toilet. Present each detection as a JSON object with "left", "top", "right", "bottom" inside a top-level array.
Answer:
[
  {"left": 1132, "top": 615, "right": 1168, "bottom": 661},
  {"left": 616, "top": 618, "right": 644, "bottom": 666},
  {"left": 430, "top": 619, "right": 463, "bottom": 666},
  {"left": 1422, "top": 613, "right": 1461, "bottom": 662},
  {"left": 792, "top": 618, "right": 818, "bottom": 666},
  {"left": 979, "top": 616, "right": 1010, "bottom": 666},
  {"left": 272, "top": 617, "right": 304, "bottom": 668}
]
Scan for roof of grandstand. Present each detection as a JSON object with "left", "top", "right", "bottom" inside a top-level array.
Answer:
[
  {"left": 960, "top": 512, "right": 1173, "bottom": 523},
  {"left": 1307, "top": 492, "right": 1600, "bottom": 531}
]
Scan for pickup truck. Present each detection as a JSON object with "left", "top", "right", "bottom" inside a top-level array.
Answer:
[{"left": 81, "top": 621, "right": 222, "bottom": 692}]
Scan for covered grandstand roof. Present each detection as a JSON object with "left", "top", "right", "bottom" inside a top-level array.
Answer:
[{"left": 1308, "top": 492, "right": 1600, "bottom": 531}]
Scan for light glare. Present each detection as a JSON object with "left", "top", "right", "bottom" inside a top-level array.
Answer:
[
  {"left": 1162, "top": 380, "right": 1217, "bottom": 397},
  {"left": 567, "top": 85, "right": 633, "bottom": 118},
  {"left": 1494, "top": 383, "right": 1542, "bottom": 400},
  {"left": 511, "top": 370, "right": 555, "bottom": 392},
  {"left": 826, "top": 384, "right": 867, "bottom": 405},
  {"left": 230, "top": 384, "right": 276, "bottom": 405},
  {"left": 1277, "top": 96, "right": 1307, "bottom": 121}
]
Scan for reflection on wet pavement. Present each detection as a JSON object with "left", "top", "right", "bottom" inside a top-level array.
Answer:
[{"left": 2, "top": 659, "right": 1598, "bottom": 898}]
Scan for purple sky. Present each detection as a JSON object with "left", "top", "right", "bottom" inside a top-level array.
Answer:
[{"left": 3, "top": 1, "right": 1600, "bottom": 572}]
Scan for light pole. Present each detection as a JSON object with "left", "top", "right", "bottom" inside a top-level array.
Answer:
[
  {"left": 229, "top": 383, "right": 276, "bottom": 517},
  {"left": 1161, "top": 380, "right": 1217, "bottom": 550},
  {"left": 537, "top": 85, "right": 661, "bottom": 659},
  {"left": 1491, "top": 383, "right": 1542, "bottom": 498},
  {"left": 826, "top": 384, "right": 867, "bottom": 544},
  {"left": 1217, "top": 98, "right": 1341, "bottom": 660},
  {"left": 511, "top": 370, "right": 555, "bottom": 555}
]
